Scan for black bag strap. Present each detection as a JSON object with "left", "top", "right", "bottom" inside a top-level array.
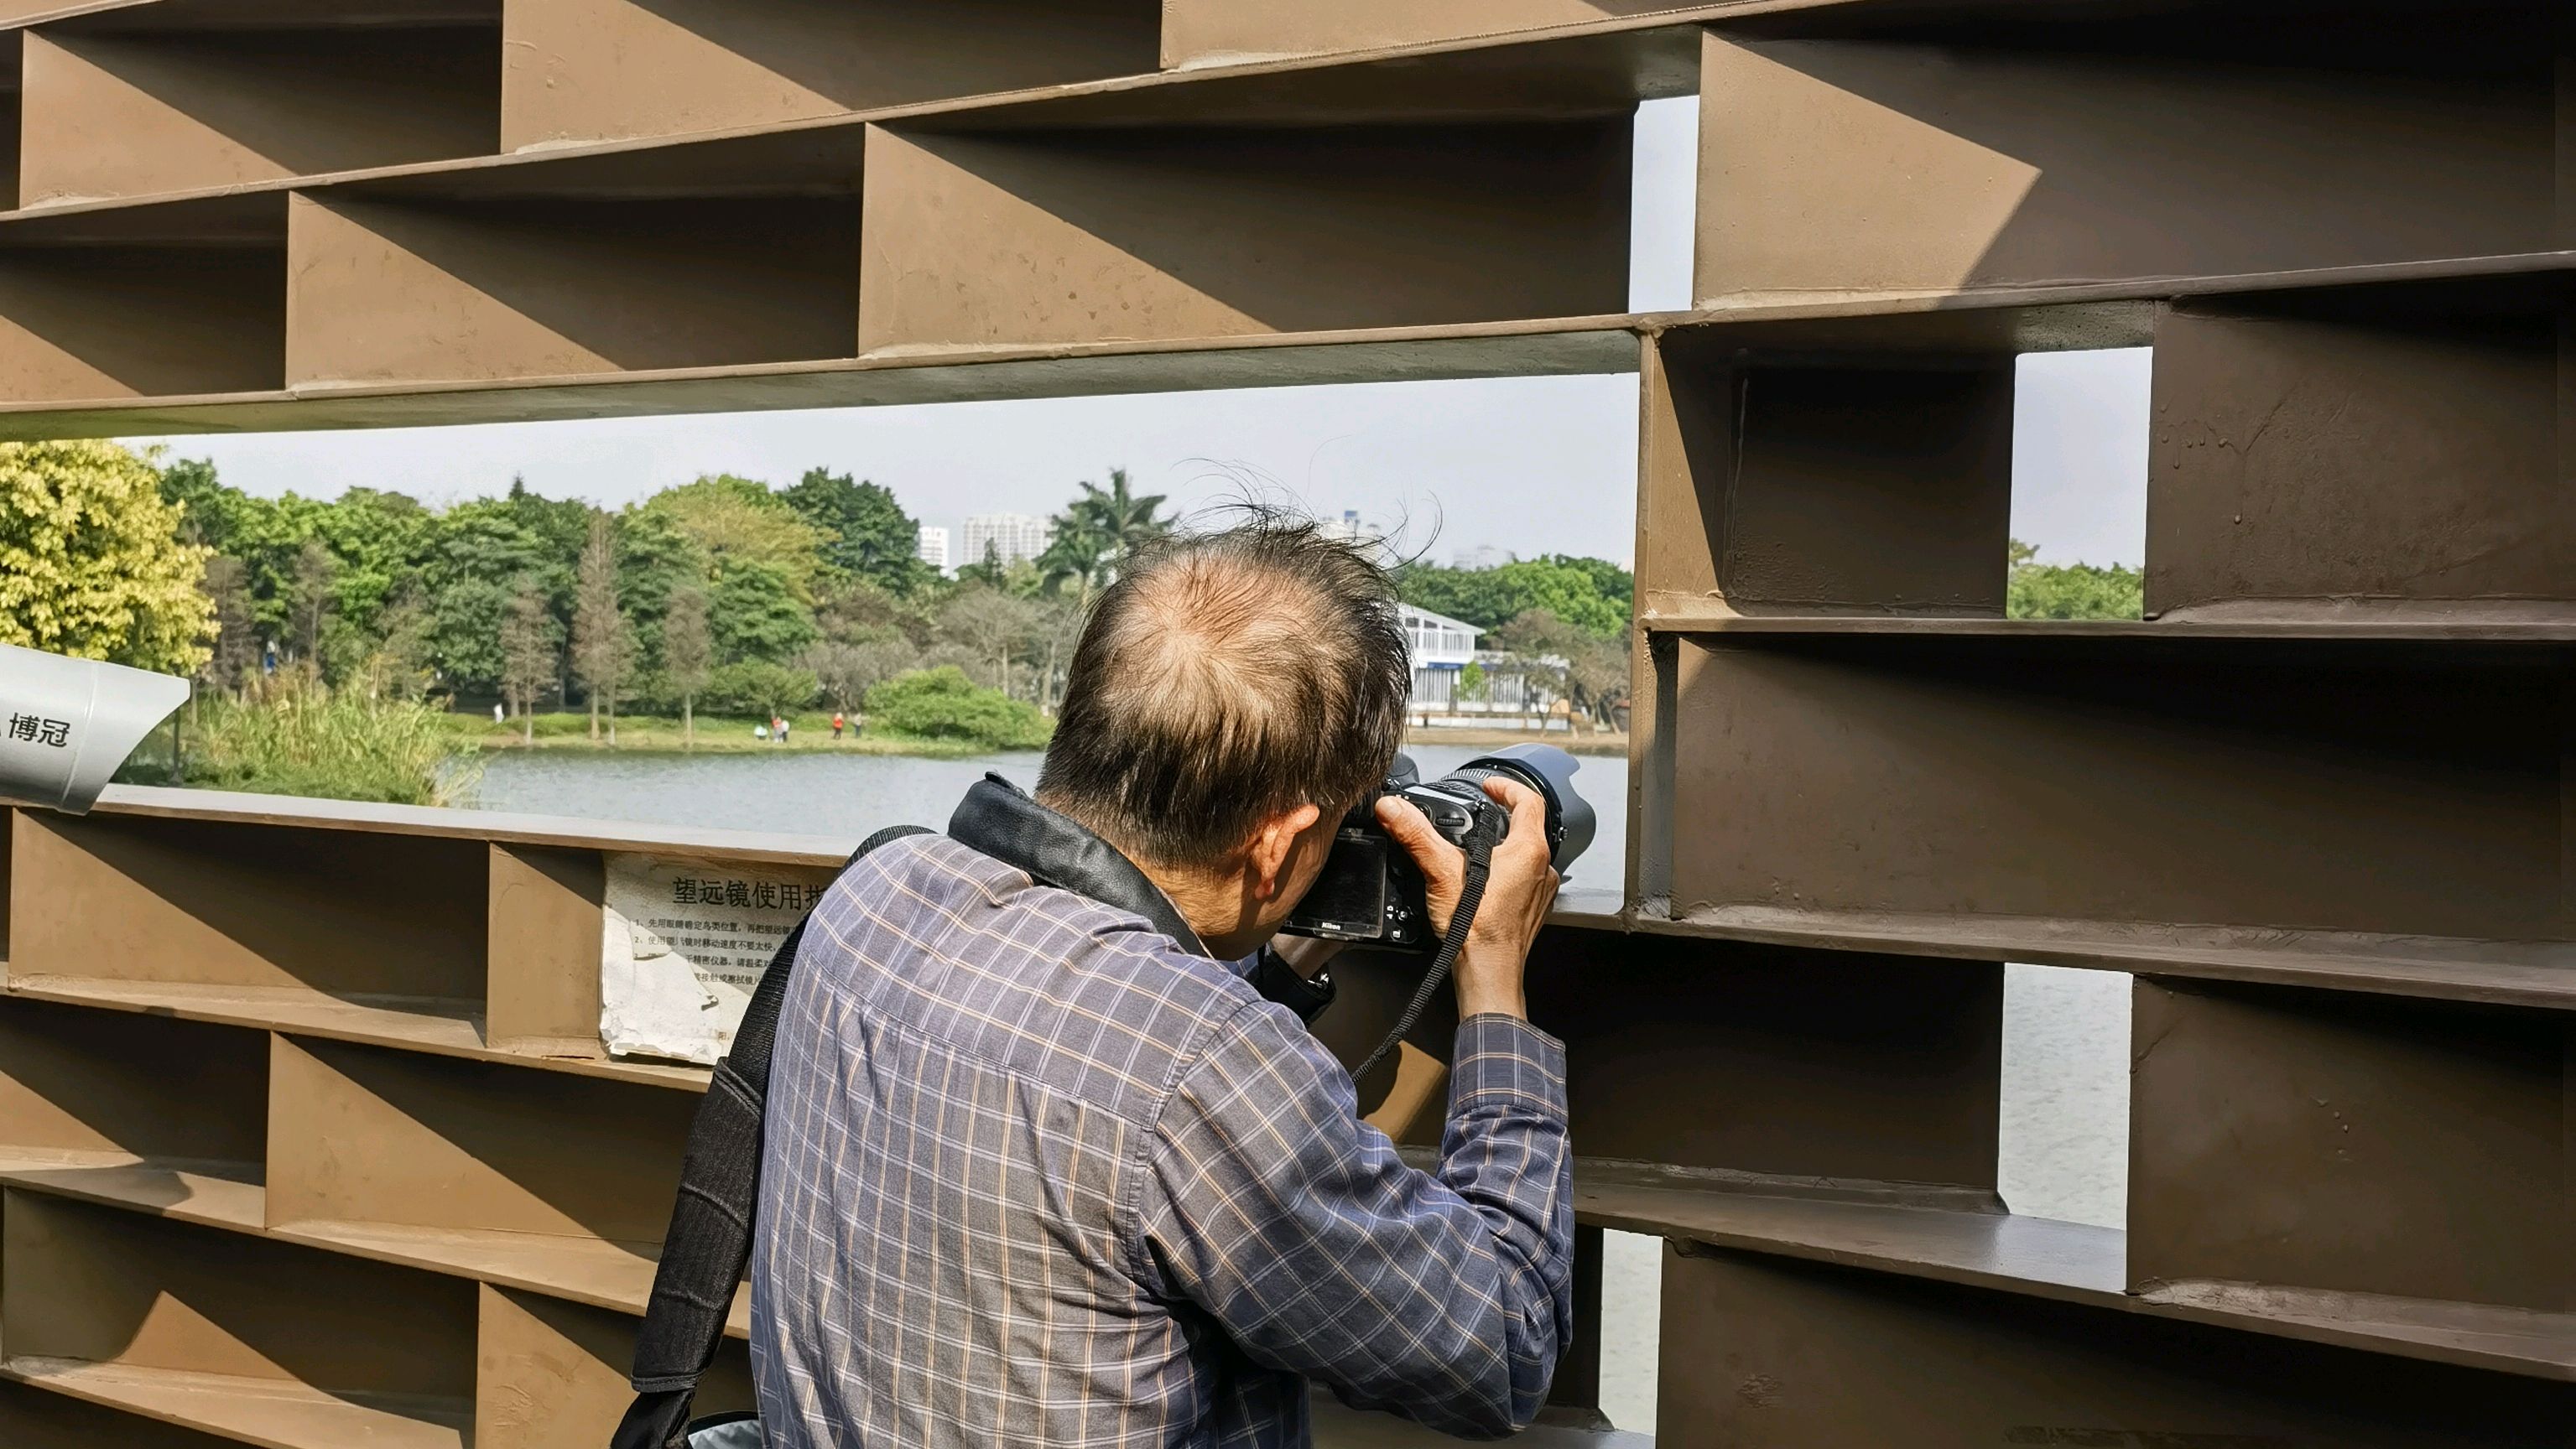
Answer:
[{"left": 613, "top": 824, "right": 934, "bottom": 1449}]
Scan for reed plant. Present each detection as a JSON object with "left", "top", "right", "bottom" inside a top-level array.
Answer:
[{"left": 176, "top": 677, "right": 482, "bottom": 807}]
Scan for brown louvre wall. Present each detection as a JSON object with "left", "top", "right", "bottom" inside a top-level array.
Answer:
[
  {"left": 1659, "top": 635, "right": 2574, "bottom": 1003},
  {"left": 0, "top": 1190, "right": 479, "bottom": 1448},
  {"left": 6, "top": 809, "right": 489, "bottom": 1031},
  {"left": 1695, "top": 28, "right": 2562, "bottom": 308},
  {"left": 500, "top": 0, "right": 1162, "bottom": 151},
  {"left": 1656, "top": 1249, "right": 2576, "bottom": 1449},
  {"left": 0, "top": 1377, "right": 251, "bottom": 1449},
  {"left": 2128, "top": 980, "right": 2573, "bottom": 1315},
  {"left": 857, "top": 118, "right": 1631, "bottom": 352},
  {"left": 1158, "top": 0, "right": 1701, "bottom": 69},
  {"left": 0, "top": 1000, "right": 265, "bottom": 1228},
  {"left": 286, "top": 191, "right": 863, "bottom": 386},
  {"left": 0, "top": 241, "right": 283, "bottom": 400},
  {"left": 2147, "top": 301, "right": 2574, "bottom": 624},
  {"left": 267, "top": 1034, "right": 707, "bottom": 1320},
  {"left": 18, "top": 22, "right": 500, "bottom": 206},
  {"left": 1638, "top": 334, "right": 2016, "bottom": 619},
  {"left": 476, "top": 1285, "right": 755, "bottom": 1449}
]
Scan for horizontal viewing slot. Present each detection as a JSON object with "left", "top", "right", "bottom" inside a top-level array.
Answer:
[
  {"left": 1695, "top": 26, "right": 2558, "bottom": 308},
  {"left": 858, "top": 117, "right": 1631, "bottom": 352},
  {"left": 0, "top": 999, "right": 264, "bottom": 1232},
  {"left": 476, "top": 1285, "right": 753, "bottom": 1448},
  {"left": 1661, "top": 1250, "right": 2576, "bottom": 1444},
  {"left": 17, "top": 20, "right": 500, "bottom": 206},
  {"left": 1660, "top": 634, "right": 2573, "bottom": 1005},
  {"left": 287, "top": 191, "right": 864, "bottom": 387},
  {"left": 0, "top": 1191, "right": 476, "bottom": 1449},
  {"left": 501, "top": 0, "right": 1161, "bottom": 150},
  {"left": 7, "top": 809, "right": 489, "bottom": 1043},
  {"left": 0, "top": 243, "right": 283, "bottom": 401},
  {"left": 266, "top": 1036, "right": 723, "bottom": 1327}
]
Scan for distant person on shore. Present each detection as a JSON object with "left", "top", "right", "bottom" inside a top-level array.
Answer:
[
  {"left": 831, "top": 710, "right": 846, "bottom": 740},
  {"left": 492, "top": 702, "right": 504, "bottom": 726},
  {"left": 776, "top": 715, "right": 790, "bottom": 745}
]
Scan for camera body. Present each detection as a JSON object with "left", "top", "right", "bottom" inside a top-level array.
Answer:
[{"left": 1282, "top": 744, "right": 1593, "bottom": 951}]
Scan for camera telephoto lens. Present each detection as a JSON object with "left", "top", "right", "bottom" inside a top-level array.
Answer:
[{"left": 1431, "top": 744, "right": 1595, "bottom": 873}]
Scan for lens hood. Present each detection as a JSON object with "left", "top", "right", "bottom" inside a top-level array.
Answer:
[{"left": 1460, "top": 743, "right": 1596, "bottom": 871}]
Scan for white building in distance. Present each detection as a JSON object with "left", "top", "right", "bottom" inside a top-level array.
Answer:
[
  {"left": 1319, "top": 509, "right": 1366, "bottom": 543},
  {"left": 961, "top": 512, "right": 1053, "bottom": 569},
  {"left": 1399, "top": 604, "right": 1480, "bottom": 708},
  {"left": 916, "top": 526, "right": 950, "bottom": 573}
]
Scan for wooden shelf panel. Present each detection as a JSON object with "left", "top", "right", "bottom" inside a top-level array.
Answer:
[
  {"left": 0, "top": 1152, "right": 263, "bottom": 1233},
  {"left": 278, "top": 1219, "right": 750, "bottom": 1340},
  {"left": 1641, "top": 906, "right": 2575, "bottom": 1009},
  {"left": 0, "top": 1374, "right": 253, "bottom": 1449},
  {"left": 17, "top": 18, "right": 498, "bottom": 208},
  {"left": 1658, "top": 1249, "right": 2576, "bottom": 1449},
  {"left": 265, "top": 1033, "right": 714, "bottom": 1317},
  {"left": 857, "top": 116, "right": 1632, "bottom": 355},
  {"left": 1694, "top": 23, "right": 2559, "bottom": 312},
  {"left": 0, "top": 996, "right": 267, "bottom": 1197},
  {"left": 0, "top": 1360, "right": 466, "bottom": 1449},
  {"left": 475, "top": 1285, "right": 752, "bottom": 1449},
  {"left": 8, "top": 808, "right": 489, "bottom": 1014},
  {"left": 1648, "top": 634, "right": 2573, "bottom": 1007},
  {"left": 1637, "top": 605, "right": 2576, "bottom": 642},
  {"left": 501, "top": 0, "right": 1159, "bottom": 152},
  {"left": 1583, "top": 1179, "right": 2576, "bottom": 1381},
  {"left": 0, "top": 1192, "right": 478, "bottom": 1448}
]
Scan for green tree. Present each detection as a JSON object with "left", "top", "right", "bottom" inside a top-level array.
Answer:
[
  {"left": 2006, "top": 538, "right": 2144, "bottom": 621},
  {"left": 782, "top": 467, "right": 935, "bottom": 597},
  {"left": 699, "top": 659, "right": 819, "bottom": 719},
  {"left": 638, "top": 474, "right": 827, "bottom": 598},
  {"left": 710, "top": 559, "right": 820, "bottom": 663},
  {"left": 1491, "top": 608, "right": 1629, "bottom": 730},
  {"left": 1394, "top": 554, "right": 1631, "bottom": 639},
  {"left": 660, "top": 584, "right": 713, "bottom": 748},
  {"left": 866, "top": 666, "right": 1051, "bottom": 749},
  {"left": 498, "top": 577, "right": 560, "bottom": 743},
  {"left": 421, "top": 500, "right": 565, "bottom": 693},
  {"left": 0, "top": 440, "right": 213, "bottom": 673},
  {"left": 1041, "top": 468, "right": 1169, "bottom": 602},
  {"left": 570, "top": 511, "right": 634, "bottom": 743}
]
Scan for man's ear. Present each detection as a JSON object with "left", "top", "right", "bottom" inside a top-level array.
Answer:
[{"left": 1247, "top": 802, "right": 1324, "bottom": 900}]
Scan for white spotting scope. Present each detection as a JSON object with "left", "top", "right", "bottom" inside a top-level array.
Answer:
[{"left": 0, "top": 643, "right": 190, "bottom": 814}]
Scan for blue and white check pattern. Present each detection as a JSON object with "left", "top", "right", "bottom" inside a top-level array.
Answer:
[{"left": 750, "top": 834, "right": 1574, "bottom": 1447}]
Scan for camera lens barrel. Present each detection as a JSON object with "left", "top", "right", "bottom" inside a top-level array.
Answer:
[{"left": 1447, "top": 743, "right": 1595, "bottom": 872}]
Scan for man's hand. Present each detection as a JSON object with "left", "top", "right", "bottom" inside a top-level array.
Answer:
[{"left": 1375, "top": 778, "right": 1559, "bottom": 1021}]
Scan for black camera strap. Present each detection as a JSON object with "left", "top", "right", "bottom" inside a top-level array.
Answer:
[
  {"left": 613, "top": 823, "right": 932, "bottom": 1449},
  {"left": 1349, "top": 804, "right": 1512, "bottom": 1083}
]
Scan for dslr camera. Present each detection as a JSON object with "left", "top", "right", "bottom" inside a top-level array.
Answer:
[{"left": 1283, "top": 743, "right": 1595, "bottom": 951}]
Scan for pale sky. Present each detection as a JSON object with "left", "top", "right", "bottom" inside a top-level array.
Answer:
[{"left": 120, "top": 99, "right": 2150, "bottom": 570}]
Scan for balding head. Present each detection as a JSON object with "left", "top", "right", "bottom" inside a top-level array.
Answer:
[{"left": 1037, "top": 515, "right": 1410, "bottom": 869}]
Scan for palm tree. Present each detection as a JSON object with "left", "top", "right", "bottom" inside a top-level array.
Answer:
[{"left": 1043, "top": 468, "right": 1171, "bottom": 604}]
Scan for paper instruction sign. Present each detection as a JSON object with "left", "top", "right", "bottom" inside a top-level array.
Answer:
[{"left": 600, "top": 853, "right": 838, "bottom": 1065}]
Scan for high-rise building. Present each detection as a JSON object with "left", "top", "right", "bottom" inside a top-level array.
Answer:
[
  {"left": 916, "top": 526, "right": 950, "bottom": 574},
  {"left": 1319, "top": 509, "right": 1366, "bottom": 543},
  {"left": 960, "top": 512, "right": 1053, "bottom": 569}
]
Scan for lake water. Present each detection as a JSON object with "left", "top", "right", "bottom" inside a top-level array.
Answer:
[{"left": 475, "top": 749, "right": 2126, "bottom": 1434}]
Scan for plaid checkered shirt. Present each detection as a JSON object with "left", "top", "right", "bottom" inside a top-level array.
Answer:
[{"left": 749, "top": 833, "right": 1574, "bottom": 1446}]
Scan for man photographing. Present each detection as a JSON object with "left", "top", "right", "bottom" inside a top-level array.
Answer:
[{"left": 749, "top": 517, "right": 1573, "bottom": 1445}]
